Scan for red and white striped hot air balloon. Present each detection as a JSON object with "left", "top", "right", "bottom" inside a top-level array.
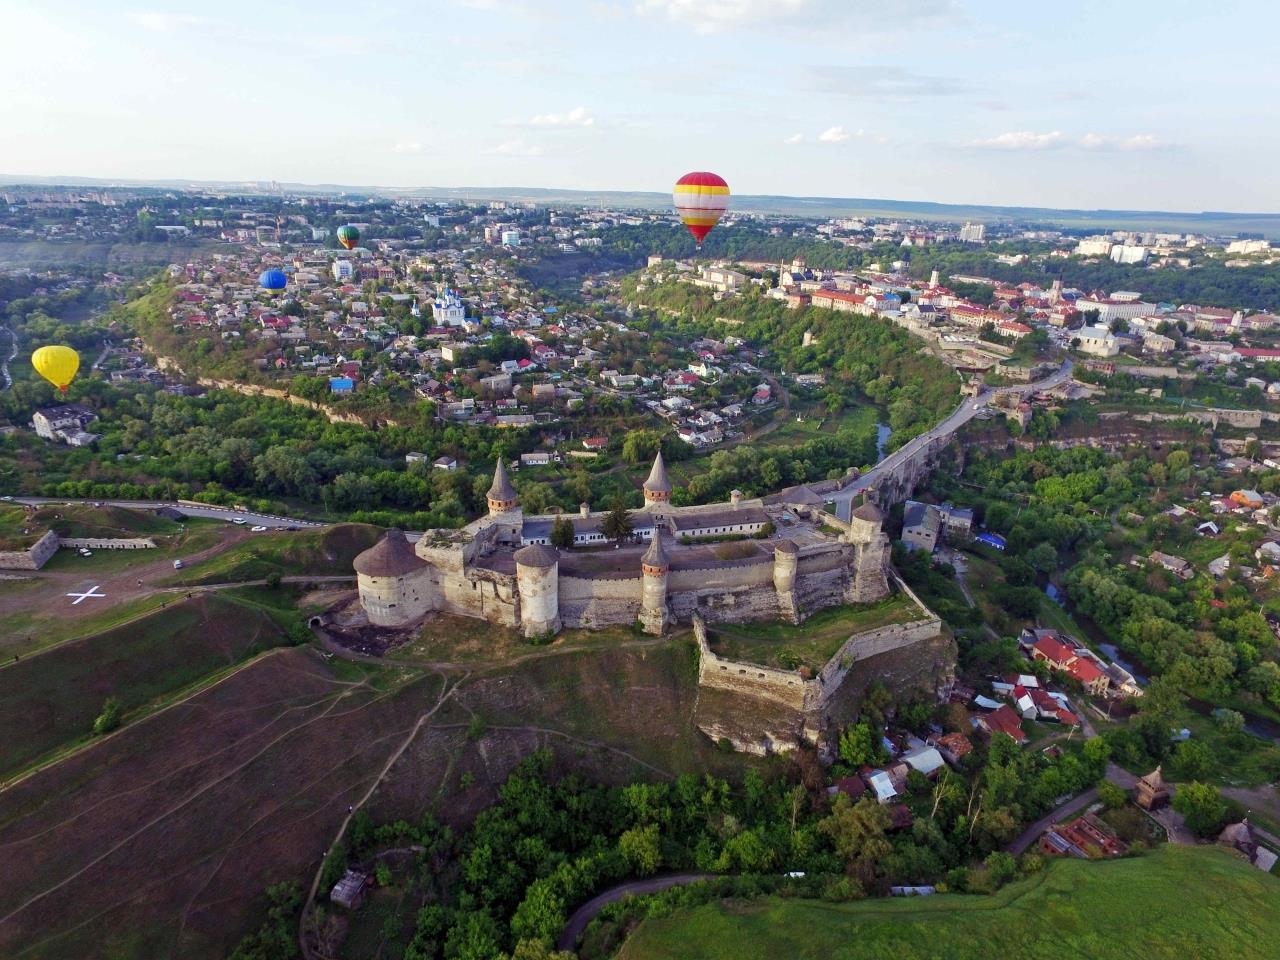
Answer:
[{"left": 673, "top": 171, "right": 730, "bottom": 249}]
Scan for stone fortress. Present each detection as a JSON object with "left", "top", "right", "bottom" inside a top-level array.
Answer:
[{"left": 354, "top": 452, "right": 893, "bottom": 637}]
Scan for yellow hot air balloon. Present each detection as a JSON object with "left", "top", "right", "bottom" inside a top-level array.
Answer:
[{"left": 32, "top": 345, "right": 80, "bottom": 393}]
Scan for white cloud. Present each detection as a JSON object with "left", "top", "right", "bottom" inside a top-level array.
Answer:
[
  {"left": 633, "top": 0, "right": 958, "bottom": 34},
  {"left": 818, "top": 125, "right": 851, "bottom": 143},
  {"left": 784, "top": 132, "right": 803, "bottom": 144},
  {"left": 528, "top": 106, "right": 595, "bottom": 127},
  {"left": 128, "top": 12, "right": 205, "bottom": 32},
  {"left": 1079, "top": 132, "right": 1167, "bottom": 151},
  {"left": 483, "top": 138, "right": 544, "bottom": 157},
  {"left": 972, "top": 130, "right": 1065, "bottom": 150},
  {"left": 635, "top": 0, "right": 804, "bottom": 32},
  {"left": 394, "top": 141, "right": 423, "bottom": 154}
]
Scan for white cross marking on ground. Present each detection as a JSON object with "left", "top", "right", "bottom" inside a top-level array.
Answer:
[{"left": 66, "top": 585, "right": 105, "bottom": 605}]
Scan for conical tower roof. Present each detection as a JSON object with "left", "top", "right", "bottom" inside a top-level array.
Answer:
[
  {"left": 642, "top": 531, "right": 669, "bottom": 569},
  {"left": 488, "top": 458, "right": 517, "bottom": 502},
  {"left": 852, "top": 493, "right": 882, "bottom": 523},
  {"left": 643, "top": 451, "right": 672, "bottom": 495},
  {"left": 354, "top": 529, "right": 425, "bottom": 577}
]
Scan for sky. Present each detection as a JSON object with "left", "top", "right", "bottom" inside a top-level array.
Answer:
[{"left": 4, "top": 0, "right": 1279, "bottom": 212}]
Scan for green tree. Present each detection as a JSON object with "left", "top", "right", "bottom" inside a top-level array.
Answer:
[
  {"left": 838, "top": 720, "right": 885, "bottom": 768},
  {"left": 818, "top": 795, "right": 891, "bottom": 866},
  {"left": 1172, "top": 781, "right": 1228, "bottom": 837},
  {"left": 618, "top": 824, "right": 661, "bottom": 876},
  {"left": 984, "top": 851, "right": 1017, "bottom": 887},
  {"left": 601, "top": 499, "right": 634, "bottom": 543},
  {"left": 93, "top": 697, "right": 123, "bottom": 735},
  {"left": 1097, "top": 780, "right": 1128, "bottom": 810},
  {"left": 549, "top": 514, "right": 575, "bottom": 550}
]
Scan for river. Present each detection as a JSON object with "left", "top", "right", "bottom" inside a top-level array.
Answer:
[{"left": 876, "top": 422, "right": 892, "bottom": 459}]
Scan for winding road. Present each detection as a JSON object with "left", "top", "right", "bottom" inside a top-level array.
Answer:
[{"left": 556, "top": 873, "right": 713, "bottom": 951}]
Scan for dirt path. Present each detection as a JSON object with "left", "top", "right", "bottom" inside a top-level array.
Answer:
[
  {"left": 299, "top": 671, "right": 465, "bottom": 960},
  {"left": 0, "top": 527, "right": 249, "bottom": 649},
  {"left": 0, "top": 657, "right": 377, "bottom": 929}
]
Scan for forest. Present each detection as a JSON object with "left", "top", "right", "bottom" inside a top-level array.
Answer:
[{"left": 624, "top": 278, "right": 960, "bottom": 448}]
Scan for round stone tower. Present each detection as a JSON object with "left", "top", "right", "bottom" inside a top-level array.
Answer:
[
  {"left": 514, "top": 543, "right": 560, "bottom": 637},
  {"left": 847, "top": 494, "right": 890, "bottom": 603},
  {"left": 847, "top": 494, "right": 883, "bottom": 544},
  {"left": 487, "top": 459, "right": 519, "bottom": 516},
  {"left": 638, "top": 531, "right": 671, "bottom": 635},
  {"left": 642, "top": 451, "right": 672, "bottom": 509},
  {"left": 773, "top": 539, "right": 800, "bottom": 624},
  {"left": 354, "top": 528, "right": 429, "bottom": 627}
]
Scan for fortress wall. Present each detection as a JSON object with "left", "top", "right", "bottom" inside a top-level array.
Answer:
[
  {"left": 667, "top": 561, "right": 773, "bottom": 593},
  {"left": 791, "top": 565, "right": 853, "bottom": 616},
  {"left": 59, "top": 537, "right": 156, "bottom": 550},
  {"left": 808, "top": 618, "right": 943, "bottom": 711},
  {"left": 558, "top": 574, "right": 642, "bottom": 628},
  {"left": 438, "top": 568, "right": 518, "bottom": 627},
  {"left": 694, "top": 614, "right": 812, "bottom": 712},
  {"left": 0, "top": 530, "right": 59, "bottom": 571},
  {"left": 795, "top": 546, "right": 853, "bottom": 575}
]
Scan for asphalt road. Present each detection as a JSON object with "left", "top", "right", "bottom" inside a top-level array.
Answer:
[
  {"left": 7, "top": 497, "right": 324, "bottom": 529},
  {"left": 557, "top": 873, "right": 713, "bottom": 951},
  {"left": 832, "top": 359, "right": 1073, "bottom": 518}
]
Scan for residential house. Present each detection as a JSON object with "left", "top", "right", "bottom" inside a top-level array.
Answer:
[
  {"left": 975, "top": 704, "right": 1027, "bottom": 745},
  {"left": 1030, "top": 635, "right": 1111, "bottom": 696},
  {"left": 1150, "top": 550, "right": 1194, "bottom": 581}
]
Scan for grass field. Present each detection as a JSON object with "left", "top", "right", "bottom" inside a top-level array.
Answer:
[
  {"left": 163, "top": 522, "right": 380, "bottom": 585},
  {"left": 34, "top": 504, "right": 185, "bottom": 539},
  {"left": 0, "top": 590, "right": 299, "bottom": 779},
  {"left": 707, "top": 593, "right": 919, "bottom": 671},
  {"left": 618, "top": 846, "right": 1280, "bottom": 960}
]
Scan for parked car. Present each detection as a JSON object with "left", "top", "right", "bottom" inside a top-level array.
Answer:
[
  {"left": 250, "top": 525, "right": 267, "bottom": 532},
  {"left": 173, "top": 559, "right": 184, "bottom": 570},
  {"left": 230, "top": 517, "right": 247, "bottom": 525},
  {"left": 79, "top": 549, "right": 92, "bottom": 557}
]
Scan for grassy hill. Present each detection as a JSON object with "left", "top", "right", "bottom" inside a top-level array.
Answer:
[
  {"left": 164, "top": 522, "right": 380, "bottom": 585},
  {"left": 34, "top": 504, "right": 183, "bottom": 539},
  {"left": 618, "top": 845, "right": 1280, "bottom": 960},
  {"left": 0, "top": 588, "right": 300, "bottom": 780}
]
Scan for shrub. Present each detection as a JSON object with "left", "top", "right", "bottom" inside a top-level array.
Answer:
[{"left": 92, "top": 697, "right": 123, "bottom": 735}]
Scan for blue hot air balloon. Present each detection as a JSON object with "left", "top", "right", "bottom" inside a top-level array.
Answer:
[{"left": 259, "top": 268, "right": 287, "bottom": 295}]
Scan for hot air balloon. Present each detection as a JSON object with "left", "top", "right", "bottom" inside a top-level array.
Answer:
[
  {"left": 259, "top": 268, "right": 287, "bottom": 295},
  {"left": 32, "top": 345, "right": 80, "bottom": 394},
  {"left": 337, "top": 225, "right": 360, "bottom": 251},
  {"left": 673, "top": 171, "right": 730, "bottom": 249}
]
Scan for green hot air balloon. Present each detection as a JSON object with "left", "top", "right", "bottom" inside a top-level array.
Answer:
[{"left": 337, "top": 225, "right": 360, "bottom": 251}]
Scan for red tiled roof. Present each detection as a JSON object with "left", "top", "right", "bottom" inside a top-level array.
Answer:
[
  {"left": 1033, "top": 636, "right": 1077, "bottom": 665},
  {"left": 1068, "top": 657, "right": 1105, "bottom": 685}
]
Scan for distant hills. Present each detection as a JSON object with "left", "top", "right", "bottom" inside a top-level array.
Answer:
[{"left": 4, "top": 173, "right": 1278, "bottom": 237}]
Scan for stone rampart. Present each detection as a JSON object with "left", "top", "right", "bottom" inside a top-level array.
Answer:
[
  {"left": 694, "top": 614, "right": 810, "bottom": 712},
  {"left": 559, "top": 574, "right": 642, "bottom": 628},
  {"left": 0, "top": 530, "right": 59, "bottom": 570},
  {"left": 809, "top": 618, "right": 943, "bottom": 710},
  {"left": 59, "top": 537, "right": 157, "bottom": 550}
]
